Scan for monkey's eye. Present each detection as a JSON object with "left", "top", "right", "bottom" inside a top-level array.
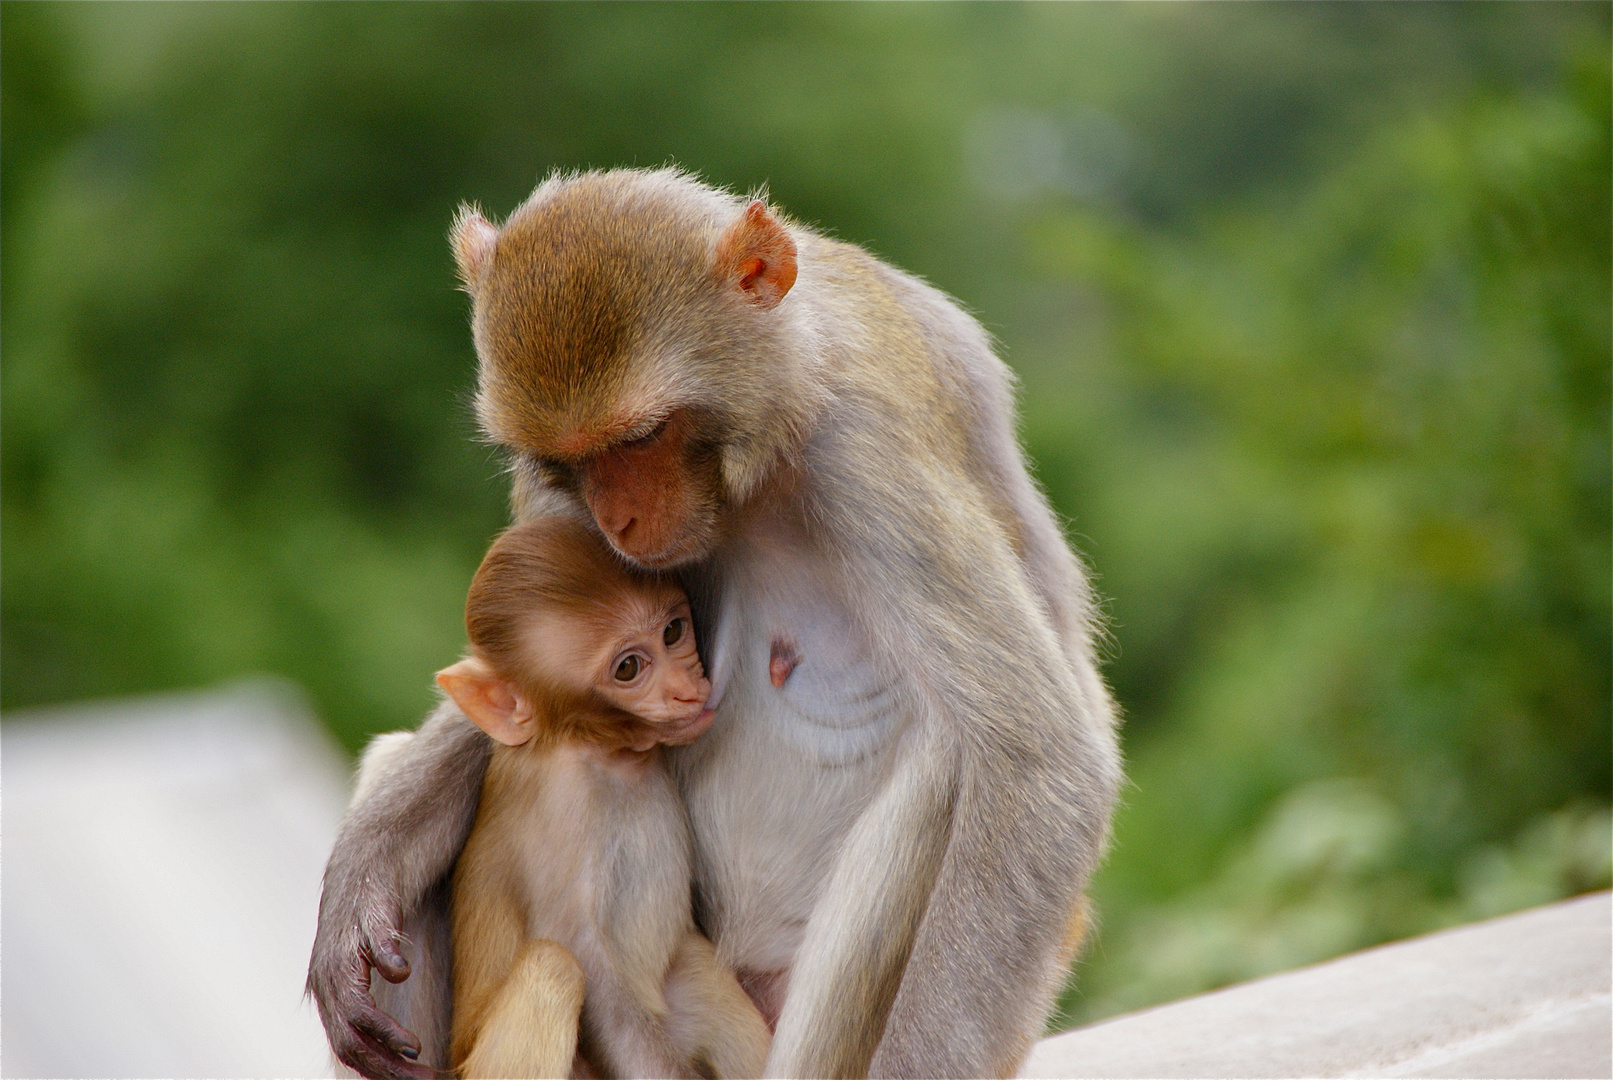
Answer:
[
  {"left": 523, "top": 453, "right": 577, "bottom": 489},
  {"left": 622, "top": 418, "right": 668, "bottom": 449},
  {"left": 614, "top": 655, "right": 643, "bottom": 682},
  {"left": 663, "top": 618, "right": 686, "bottom": 647}
]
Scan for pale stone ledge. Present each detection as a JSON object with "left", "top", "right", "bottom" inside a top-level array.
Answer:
[{"left": 1025, "top": 891, "right": 1611, "bottom": 1080}]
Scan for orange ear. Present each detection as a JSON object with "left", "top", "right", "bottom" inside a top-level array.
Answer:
[
  {"left": 449, "top": 204, "right": 499, "bottom": 293},
  {"left": 715, "top": 200, "right": 797, "bottom": 309},
  {"left": 435, "top": 657, "right": 536, "bottom": 746}
]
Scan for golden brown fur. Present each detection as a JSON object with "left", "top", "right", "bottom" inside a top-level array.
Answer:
[{"left": 450, "top": 729, "right": 769, "bottom": 1079}]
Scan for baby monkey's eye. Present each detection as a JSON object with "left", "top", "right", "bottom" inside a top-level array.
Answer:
[
  {"left": 614, "top": 655, "right": 643, "bottom": 682},
  {"left": 664, "top": 618, "right": 686, "bottom": 647}
]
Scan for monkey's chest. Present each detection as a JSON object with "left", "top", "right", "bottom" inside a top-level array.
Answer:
[
  {"left": 705, "top": 563, "right": 902, "bottom": 767},
  {"left": 504, "top": 753, "right": 694, "bottom": 1000},
  {"left": 676, "top": 544, "right": 905, "bottom": 971}
]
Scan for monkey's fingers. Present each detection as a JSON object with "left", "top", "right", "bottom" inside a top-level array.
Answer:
[
  {"left": 313, "top": 944, "right": 427, "bottom": 1079},
  {"left": 332, "top": 1023, "right": 437, "bottom": 1080},
  {"left": 332, "top": 977, "right": 431, "bottom": 1079},
  {"left": 350, "top": 988, "right": 424, "bottom": 1060},
  {"left": 351, "top": 905, "right": 414, "bottom": 984},
  {"left": 365, "top": 938, "right": 412, "bottom": 983}
]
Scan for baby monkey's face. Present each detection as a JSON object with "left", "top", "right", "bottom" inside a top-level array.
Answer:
[
  {"left": 514, "top": 579, "right": 714, "bottom": 750},
  {"left": 437, "top": 580, "right": 713, "bottom": 753},
  {"left": 582, "top": 593, "right": 714, "bottom": 745}
]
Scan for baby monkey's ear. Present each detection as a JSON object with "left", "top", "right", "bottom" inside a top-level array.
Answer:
[{"left": 435, "top": 657, "right": 537, "bottom": 746}]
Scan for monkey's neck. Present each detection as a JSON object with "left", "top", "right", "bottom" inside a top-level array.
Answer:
[
  {"left": 500, "top": 733, "right": 661, "bottom": 781},
  {"left": 581, "top": 740, "right": 659, "bottom": 780}
]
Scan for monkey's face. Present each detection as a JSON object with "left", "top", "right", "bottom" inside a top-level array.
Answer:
[
  {"left": 527, "top": 587, "right": 714, "bottom": 748},
  {"left": 570, "top": 410, "right": 725, "bottom": 569},
  {"left": 592, "top": 595, "right": 714, "bottom": 746},
  {"left": 452, "top": 171, "right": 803, "bottom": 570},
  {"left": 498, "top": 407, "right": 727, "bottom": 569}
]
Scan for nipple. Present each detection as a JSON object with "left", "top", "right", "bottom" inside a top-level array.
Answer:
[{"left": 769, "top": 637, "right": 800, "bottom": 688}]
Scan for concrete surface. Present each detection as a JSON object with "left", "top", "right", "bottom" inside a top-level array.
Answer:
[
  {"left": 2, "top": 682, "right": 349, "bottom": 1079},
  {"left": 1024, "top": 891, "right": 1612, "bottom": 1079}
]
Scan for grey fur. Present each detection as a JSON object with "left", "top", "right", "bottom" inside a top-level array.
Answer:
[{"left": 308, "top": 702, "right": 489, "bottom": 1077}]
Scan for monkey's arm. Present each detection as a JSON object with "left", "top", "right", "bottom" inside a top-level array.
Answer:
[
  {"left": 771, "top": 432, "right": 1121, "bottom": 1079},
  {"left": 765, "top": 718, "right": 957, "bottom": 1078},
  {"left": 308, "top": 699, "right": 493, "bottom": 1079},
  {"left": 664, "top": 932, "right": 773, "bottom": 1078},
  {"left": 459, "top": 939, "right": 584, "bottom": 1080},
  {"left": 864, "top": 688, "right": 1116, "bottom": 1079}
]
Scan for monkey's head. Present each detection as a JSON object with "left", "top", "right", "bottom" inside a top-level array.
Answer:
[
  {"left": 435, "top": 517, "right": 714, "bottom": 752},
  {"left": 451, "top": 169, "right": 819, "bottom": 569}
]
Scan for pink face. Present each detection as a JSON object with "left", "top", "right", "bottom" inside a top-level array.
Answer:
[
  {"left": 525, "top": 586, "right": 714, "bottom": 748},
  {"left": 436, "top": 576, "right": 715, "bottom": 754},
  {"left": 590, "top": 598, "right": 714, "bottom": 746},
  {"left": 561, "top": 409, "right": 721, "bottom": 570}
]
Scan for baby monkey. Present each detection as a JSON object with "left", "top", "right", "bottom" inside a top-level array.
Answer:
[{"left": 435, "top": 517, "right": 770, "bottom": 1079}]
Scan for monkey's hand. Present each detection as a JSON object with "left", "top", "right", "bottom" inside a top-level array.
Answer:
[
  {"left": 308, "top": 704, "right": 492, "bottom": 1078},
  {"left": 308, "top": 900, "right": 435, "bottom": 1080}
]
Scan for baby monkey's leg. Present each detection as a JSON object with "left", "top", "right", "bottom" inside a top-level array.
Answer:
[
  {"left": 663, "top": 933, "right": 771, "bottom": 1079},
  {"left": 460, "top": 939, "right": 585, "bottom": 1080}
]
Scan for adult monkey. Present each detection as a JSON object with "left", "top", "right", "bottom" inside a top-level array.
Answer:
[{"left": 309, "top": 168, "right": 1121, "bottom": 1079}]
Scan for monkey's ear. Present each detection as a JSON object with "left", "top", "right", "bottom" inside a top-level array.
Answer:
[
  {"left": 715, "top": 200, "right": 797, "bottom": 309},
  {"left": 436, "top": 658, "right": 536, "bottom": 746},
  {"left": 449, "top": 204, "right": 499, "bottom": 293}
]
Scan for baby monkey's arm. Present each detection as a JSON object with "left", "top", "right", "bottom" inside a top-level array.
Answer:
[
  {"left": 664, "top": 933, "right": 772, "bottom": 1079},
  {"left": 458, "top": 940, "right": 584, "bottom": 1080}
]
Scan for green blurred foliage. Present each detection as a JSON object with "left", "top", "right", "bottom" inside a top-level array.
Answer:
[{"left": 4, "top": 1, "right": 1607, "bottom": 1028}]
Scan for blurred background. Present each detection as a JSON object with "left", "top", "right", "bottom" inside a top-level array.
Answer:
[{"left": 4, "top": 0, "right": 1608, "bottom": 1048}]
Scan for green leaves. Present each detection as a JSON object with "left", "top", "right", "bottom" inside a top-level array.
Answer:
[{"left": 1030, "top": 41, "right": 1610, "bottom": 1026}]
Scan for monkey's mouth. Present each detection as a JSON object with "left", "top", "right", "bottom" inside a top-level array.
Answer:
[
  {"left": 609, "top": 508, "right": 721, "bottom": 570},
  {"left": 617, "top": 534, "right": 712, "bottom": 571},
  {"left": 658, "top": 707, "right": 716, "bottom": 745}
]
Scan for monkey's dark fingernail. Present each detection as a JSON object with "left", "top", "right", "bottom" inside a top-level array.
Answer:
[{"left": 400, "top": 1046, "right": 420, "bottom": 1060}]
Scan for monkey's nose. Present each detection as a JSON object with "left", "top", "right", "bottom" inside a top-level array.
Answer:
[
  {"left": 585, "top": 489, "right": 636, "bottom": 543},
  {"left": 601, "top": 513, "right": 636, "bottom": 543},
  {"left": 670, "top": 672, "right": 708, "bottom": 704}
]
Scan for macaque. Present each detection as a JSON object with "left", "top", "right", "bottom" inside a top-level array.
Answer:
[
  {"left": 435, "top": 516, "right": 770, "bottom": 1079},
  {"left": 310, "top": 168, "right": 1122, "bottom": 1080}
]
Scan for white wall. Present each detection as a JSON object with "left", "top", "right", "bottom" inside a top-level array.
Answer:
[{"left": 3, "top": 683, "right": 350, "bottom": 1079}]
